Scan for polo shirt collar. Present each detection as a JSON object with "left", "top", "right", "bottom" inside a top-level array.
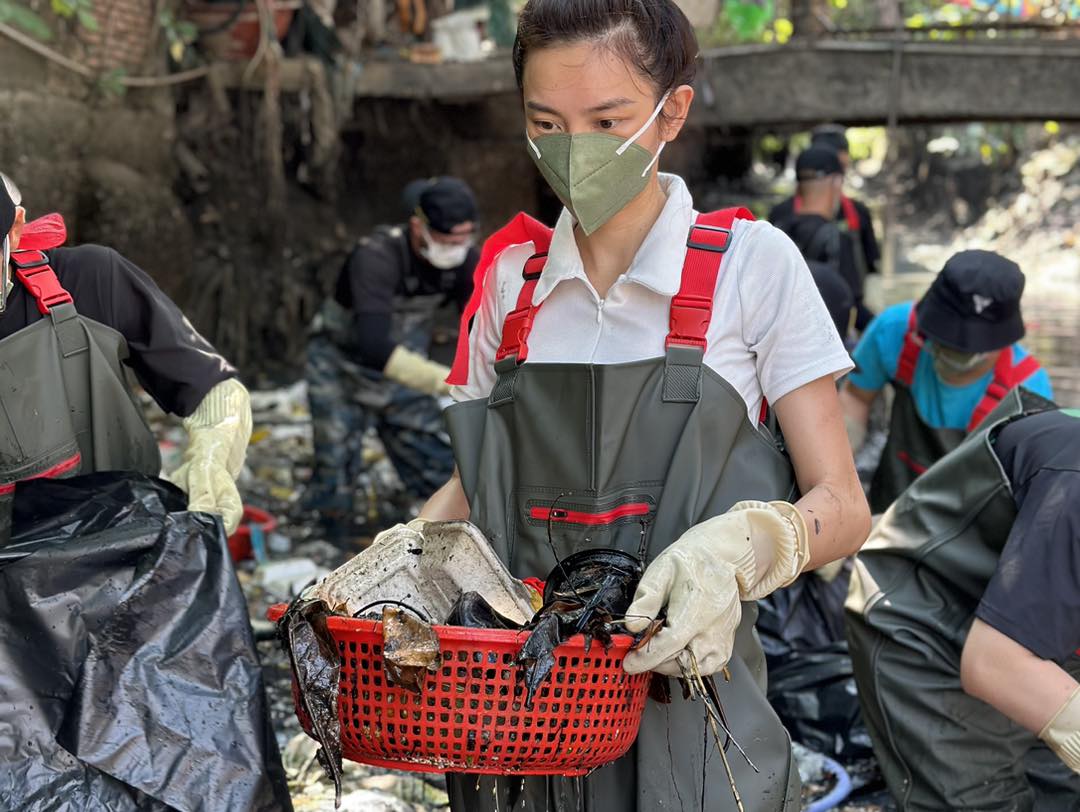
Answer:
[{"left": 531, "top": 173, "right": 696, "bottom": 305}]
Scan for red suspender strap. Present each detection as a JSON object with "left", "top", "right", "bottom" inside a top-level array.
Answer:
[
  {"left": 494, "top": 252, "right": 547, "bottom": 364},
  {"left": 17, "top": 213, "right": 67, "bottom": 252},
  {"left": 669, "top": 208, "right": 769, "bottom": 425},
  {"left": 10, "top": 250, "right": 73, "bottom": 315},
  {"left": 447, "top": 212, "right": 553, "bottom": 385},
  {"left": 840, "top": 195, "right": 860, "bottom": 232},
  {"left": 6, "top": 214, "right": 74, "bottom": 317},
  {"left": 966, "top": 348, "right": 1042, "bottom": 433},
  {"left": 795, "top": 195, "right": 859, "bottom": 232},
  {"left": 895, "top": 306, "right": 923, "bottom": 387},
  {"left": 666, "top": 208, "right": 751, "bottom": 350}
]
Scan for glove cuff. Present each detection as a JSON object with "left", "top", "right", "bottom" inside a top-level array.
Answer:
[
  {"left": 184, "top": 378, "right": 250, "bottom": 428},
  {"left": 728, "top": 499, "right": 810, "bottom": 600},
  {"left": 181, "top": 378, "right": 253, "bottom": 477},
  {"left": 1040, "top": 686, "right": 1080, "bottom": 772},
  {"left": 384, "top": 345, "right": 451, "bottom": 396}
]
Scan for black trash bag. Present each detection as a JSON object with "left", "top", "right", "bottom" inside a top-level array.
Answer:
[
  {"left": 757, "top": 565, "right": 853, "bottom": 662},
  {"left": 0, "top": 473, "right": 292, "bottom": 812},
  {"left": 765, "top": 642, "right": 874, "bottom": 762},
  {"left": 757, "top": 566, "right": 872, "bottom": 762}
]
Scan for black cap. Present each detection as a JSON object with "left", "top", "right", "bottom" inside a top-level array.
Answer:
[
  {"left": 401, "top": 178, "right": 432, "bottom": 219},
  {"left": 811, "top": 124, "right": 849, "bottom": 154},
  {"left": 796, "top": 146, "right": 843, "bottom": 180},
  {"left": 916, "top": 250, "right": 1026, "bottom": 352},
  {"left": 414, "top": 177, "right": 477, "bottom": 234},
  {"left": 0, "top": 177, "right": 14, "bottom": 238}
]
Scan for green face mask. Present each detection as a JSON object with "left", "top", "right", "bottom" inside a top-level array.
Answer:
[{"left": 526, "top": 93, "right": 669, "bottom": 235}]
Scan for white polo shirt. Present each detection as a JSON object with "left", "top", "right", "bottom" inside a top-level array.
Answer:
[{"left": 452, "top": 174, "right": 852, "bottom": 423}]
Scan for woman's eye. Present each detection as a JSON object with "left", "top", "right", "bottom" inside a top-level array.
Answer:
[
  {"left": 534, "top": 120, "right": 556, "bottom": 132},
  {"left": 598, "top": 119, "right": 616, "bottom": 130}
]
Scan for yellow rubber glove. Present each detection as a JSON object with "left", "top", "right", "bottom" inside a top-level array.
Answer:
[
  {"left": 1040, "top": 686, "right": 1080, "bottom": 775},
  {"left": 383, "top": 345, "right": 451, "bottom": 397},
  {"left": 167, "top": 378, "right": 252, "bottom": 536},
  {"left": 622, "top": 500, "right": 810, "bottom": 677}
]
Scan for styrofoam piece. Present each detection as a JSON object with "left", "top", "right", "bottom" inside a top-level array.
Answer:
[{"left": 312, "top": 521, "right": 535, "bottom": 626}]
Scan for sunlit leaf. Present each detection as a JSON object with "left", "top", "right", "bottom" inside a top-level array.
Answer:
[
  {"left": 50, "top": 0, "right": 75, "bottom": 18},
  {"left": 76, "top": 7, "right": 98, "bottom": 31},
  {"left": 724, "top": 0, "right": 775, "bottom": 41},
  {"left": 3, "top": 2, "right": 54, "bottom": 39}
]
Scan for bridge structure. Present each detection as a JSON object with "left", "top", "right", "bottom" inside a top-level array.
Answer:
[{"left": 324, "top": 12, "right": 1080, "bottom": 129}]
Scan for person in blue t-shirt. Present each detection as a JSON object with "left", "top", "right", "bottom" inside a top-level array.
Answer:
[{"left": 840, "top": 249, "right": 1053, "bottom": 512}]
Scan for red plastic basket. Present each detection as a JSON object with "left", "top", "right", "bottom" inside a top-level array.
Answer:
[
  {"left": 267, "top": 604, "right": 650, "bottom": 775},
  {"left": 228, "top": 506, "right": 277, "bottom": 563}
]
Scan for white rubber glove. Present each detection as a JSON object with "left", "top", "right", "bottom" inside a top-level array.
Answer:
[
  {"left": 1040, "top": 686, "right": 1080, "bottom": 775},
  {"left": 166, "top": 378, "right": 252, "bottom": 536},
  {"left": 383, "top": 345, "right": 451, "bottom": 397},
  {"left": 623, "top": 500, "right": 810, "bottom": 677}
]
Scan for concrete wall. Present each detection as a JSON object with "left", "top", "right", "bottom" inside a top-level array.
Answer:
[{"left": 0, "top": 37, "right": 191, "bottom": 287}]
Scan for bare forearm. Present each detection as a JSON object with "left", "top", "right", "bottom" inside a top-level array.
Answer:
[
  {"left": 796, "top": 477, "right": 869, "bottom": 569},
  {"left": 774, "top": 377, "right": 872, "bottom": 569},
  {"left": 419, "top": 470, "right": 470, "bottom": 521},
  {"left": 961, "top": 619, "right": 1079, "bottom": 734}
]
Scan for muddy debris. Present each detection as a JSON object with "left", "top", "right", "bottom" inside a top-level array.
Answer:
[
  {"left": 279, "top": 598, "right": 345, "bottom": 806},
  {"left": 381, "top": 606, "right": 441, "bottom": 693}
]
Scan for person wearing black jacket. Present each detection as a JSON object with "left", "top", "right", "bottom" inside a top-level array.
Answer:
[
  {"left": 775, "top": 147, "right": 857, "bottom": 342},
  {"left": 304, "top": 176, "right": 480, "bottom": 534},
  {"left": 847, "top": 403, "right": 1080, "bottom": 809},
  {"left": 770, "top": 125, "right": 880, "bottom": 331}
]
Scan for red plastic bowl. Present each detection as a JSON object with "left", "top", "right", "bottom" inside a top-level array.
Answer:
[
  {"left": 228, "top": 506, "right": 278, "bottom": 562},
  {"left": 267, "top": 603, "right": 650, "bottom": 775}
]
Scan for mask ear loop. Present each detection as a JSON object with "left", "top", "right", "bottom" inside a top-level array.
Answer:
[
  {"left": 526, "top": 134, "right": 542, "bottom": 159},
  {"left": 615, "top": 90, "right": 672, "bottom": 157}
]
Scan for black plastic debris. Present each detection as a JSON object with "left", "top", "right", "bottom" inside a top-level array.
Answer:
[
  {"left": 0, "top": 473, "right": 292, "bottom": 812},
  {"left": 758, "top": 566, "right": 873, "bottom": 762},
  {"left": 515, "top": 549, "right": 643, "bottom": 708},
  {"left": 446, "top": 590, "right": 521, "bottom": 630}
]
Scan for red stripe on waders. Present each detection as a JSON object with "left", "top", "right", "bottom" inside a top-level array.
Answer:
[
  {"left": 0, "top": 451, "right": 83, "bottom": 496},
  {"left": 530, "top": 502, "right": 651, "bottom": 525}
]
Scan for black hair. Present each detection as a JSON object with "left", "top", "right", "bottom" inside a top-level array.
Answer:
[{"left": 512, "top": 0, "right": 698, "bottom": 101}]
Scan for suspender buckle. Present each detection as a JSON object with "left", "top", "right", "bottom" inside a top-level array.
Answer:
[
  {"left": 666, "top": 294, "right": 712, "bottom": 350},
  {"left": 495, "top": 306, "right": 536, "bottom": 363},
  {"left": 522, "top": 252, "right": 547, "bottom": 281},
  {"left": 11, "top": 253, "right": 74, "bottom": 316},
  {"left": 686, "top": 224, "right": 731, "bottom": 253}
]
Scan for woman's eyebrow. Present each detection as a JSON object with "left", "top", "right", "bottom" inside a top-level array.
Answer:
[
  {"left": 586, "top": 97, "right": 635, "bottom": 113},
  {"left": 525, "top": 100, "right": 561, "bottom": 114}
]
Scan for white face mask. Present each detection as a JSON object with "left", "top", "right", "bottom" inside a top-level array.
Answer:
[{"left": 420, "top": 226, "right": 471, "bottom": 269}]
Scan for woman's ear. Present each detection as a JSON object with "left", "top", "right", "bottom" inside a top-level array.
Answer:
[
  {"left": 9, "top": 207, "right": 25, "bottom": 251},
  {"left": 658, "top": 84, "right": 694, "bottom": 143}
]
